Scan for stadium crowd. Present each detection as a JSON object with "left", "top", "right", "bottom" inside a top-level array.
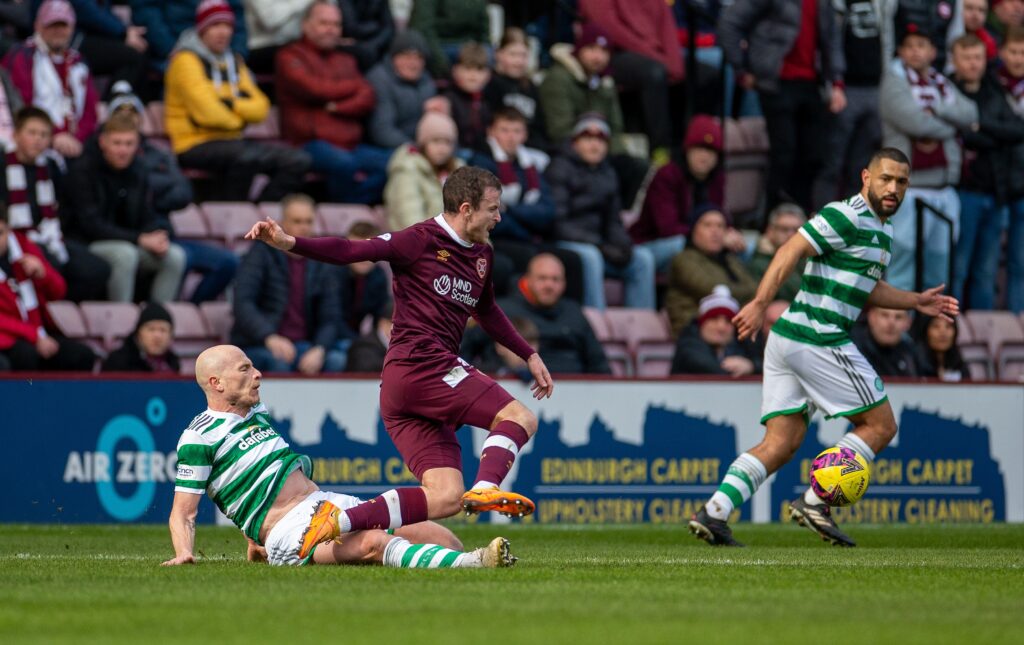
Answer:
[{"left": 0, "top": 0, "right": 1022, "bottom": 380}]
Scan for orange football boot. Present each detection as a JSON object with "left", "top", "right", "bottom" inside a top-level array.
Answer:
[
  {"left": 461, "top": 487, "right": 535, "bottom": 517},
  {"left": 298, "top": 500, "right": 342, "bottom": 559}
]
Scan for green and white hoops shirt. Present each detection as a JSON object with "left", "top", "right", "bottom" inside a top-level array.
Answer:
[
  {"left": 174, "top": 403, "right": 312, "bottom": 542},
  {"left": 761, "top": 194, "right": 891, "bottom": 424}
]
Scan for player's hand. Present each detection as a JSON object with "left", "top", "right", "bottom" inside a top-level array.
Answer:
[
  {"left": 915, "top": 284, "right": 960, "bottom": 322},
  {"left": 527, "top": 353, "right": 553, "bottom": 399},
  {"left": 17, "top": 254, "right": 46, "bottom": 279},
  {"left": 297, "top": 345, "right": 326, "bottom": 375},
  {"left": 733, "top": 300, "right": 766, "bottom": 342},
  {"left": 721, "top": 355, "right": 755, "bottom": 377},
  {"left": 161, "top": 554, "right": 196, "bottom": 566},
  {"left": 245, "top": 217, "right": 296, "bottom": 251},
  {"left": 265, "top": 334, "right": 297, "bottom": 364}
]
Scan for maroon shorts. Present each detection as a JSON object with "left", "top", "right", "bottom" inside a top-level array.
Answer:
[{"left": 379, "top": 354, "right": 515, "bottom": 480}]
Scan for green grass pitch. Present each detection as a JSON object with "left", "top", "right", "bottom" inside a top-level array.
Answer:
[{"left": 1, "top": 523, "right": 1022, "bottom": 644}]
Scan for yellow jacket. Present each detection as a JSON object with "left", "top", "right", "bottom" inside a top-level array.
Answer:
[{"left": 164, "top": 49, "right": 269, "bottom": 154}]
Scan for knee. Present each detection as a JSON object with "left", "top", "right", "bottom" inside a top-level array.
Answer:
[
  {"left": 877, "top": 417, "right": 898, "bottom": 444},
  {"left": 286, "top": 149, "right": 312, "bottom": 173},
  {"left": 166, "top": 244, "right": 187, "bottom": 272},
  {"left": 424, "top": 483, "right": 465, "bottom": 518},
  {"left": 495, "top": 402, "right": 538, "bottom": 437},
  {"left": 762, "top": 432, "right": 802, "bottom": 464},
  {"left": 101, "top": 243, "right": 141, "bottom": 271}
]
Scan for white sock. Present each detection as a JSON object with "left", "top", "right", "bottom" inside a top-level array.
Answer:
[
  {"left": 382, "top": 537, "right": 467, "bottom": 568},
  {"left": 338, "top": 511, "right": 352, "bottom": 533},
  {"left": 804, "top": 433, "right": 876, "bottom": 506},
  {"left": 471, "top": 480, "right": 499, "bottom": 490},
  {"left": 707, "top": 453, "right": 768, "bottom": 521}
]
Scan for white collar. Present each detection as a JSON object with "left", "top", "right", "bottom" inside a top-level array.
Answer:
[{"left": 433, "top": 214, "right": 473, "bottom": 248}]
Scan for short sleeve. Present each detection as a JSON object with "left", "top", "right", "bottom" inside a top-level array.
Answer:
[
  {"left": 174, "top": 429, "right": 214, "bottom": 495},
  {"left": 799, "top": 206, "right": 858, "bottom": 255}
]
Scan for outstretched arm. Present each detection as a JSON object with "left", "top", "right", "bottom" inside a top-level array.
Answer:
[
  {"left": 162, "top": 492, "right": 201, "bottom": 566},
  {"left": 868, "top": 282, "right": 960, "bottom": 322},
  {"left": 734, "top": 233, "right": 816, "bottom": 341},
  {"left": 245, "top": 218, "right": 416, "bottom": 266}
]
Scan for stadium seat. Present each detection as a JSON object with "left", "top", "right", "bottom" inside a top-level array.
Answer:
[
  {"left": 963, "top": 310, "right": 1024, "bottom": 358},
  {"left": 602, "top": 279, "right": 625, "bottom": 308},
  {"left": 145, "top": 102, "right": 166, "bottom": 138},
  {"left": 201, "top": 202, "right": 263, "bottom": 245},
  {"left": 257, "top": 201, "right": 282, "bottom": 221},
  {"left": 318, "top": 203, "right": 377, "bottom": 237},
  {"left": 723, "top": 117, "right": 769, "bottom": 225},
  {"left": 169, "top": 204, "right": 209, "bottom": 240},
  {"left": 956, "top": 318, "right": 993, "bottom": 379},
  {"left": 583, "top": 307, "right": 632, "bottom": 376},
  {"left": 163, "top": 302, "right": 216, "bottom": 363},
  {"left": 200, "top": 301, "right": 234, "bottom": 343},
  {"left": 605, "top": 308, "right": 675, "bottom": 378},
  {"left": 244, "top": 106, "right": 280, "bottom": 139},
  {"left": 79, "top": 301, "right": 140, "bottom": 352},
  {"left": 46, "top": 301, "right": 87, "bottom": 339}
]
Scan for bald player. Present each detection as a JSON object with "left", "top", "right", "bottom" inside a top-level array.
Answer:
[{"left": 163, "top": 345, "right": 517, "bottom": 568}]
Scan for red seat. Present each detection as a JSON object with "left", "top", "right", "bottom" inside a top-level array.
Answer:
[
  {"left": 583, "top": 307, "right": 632, "bottom": 376},
  {"left": 145, "top": 101, "right": 166, "bottom": 138},
  {"left": 79, "top": 301, "right": 140, "bottom": 351},
  {"left": 604, "top": 308, "right": 672, "bottom": 353},
  {"left": 200, "top": 301, "right": 234, "bottom": 343},
  {"left": 318, "top": 203, "right": 377, "bottom": 237},
  {"left": 163, "top": 301, "right": 216, "bottom": 361},
  {"left": 244, "top": 106, "right": 280, "bottom": 139},
  {"left": 169, "top": 204, "right": 208, "bottom": 239},
  {"left": 46, "top": 301, "right": 87, "bottom": 339},
  {"left": 201, "top": 202, "right": 263, "bottom": 245}
]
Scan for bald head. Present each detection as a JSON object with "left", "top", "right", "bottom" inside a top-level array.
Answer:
[
  {"left": 525, "top": 253, "right": 565, "bottom": 307},
  {"left": 196, "top": 345, "right": 262, "bottom": 412}
]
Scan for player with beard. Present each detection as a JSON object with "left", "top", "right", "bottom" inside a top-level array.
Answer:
[
  {"left": 245, "top": 167, "right": 553, "bottom": 559},
  {"left": 687, "top": 148, "right": 959, "bottom": 547}
]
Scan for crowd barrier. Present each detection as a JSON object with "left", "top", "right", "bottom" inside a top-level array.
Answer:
[{"left": 2, "top": 376, "right": 1021, "bottom": 525}]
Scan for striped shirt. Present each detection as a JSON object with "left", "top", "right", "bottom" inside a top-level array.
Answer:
[
  {"left": 174, "top": 403, "right": 312, "bottom": 542},
  {"left": 773, "top": 194, "right": 893, "bottom": 347}
]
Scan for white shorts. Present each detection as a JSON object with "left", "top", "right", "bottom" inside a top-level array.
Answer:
[
  {"left": 760, "top": 333, "right": 887, "bottom": 424},
  {"left": 264, "top": 490, "right": 364, "bottom": 566}
]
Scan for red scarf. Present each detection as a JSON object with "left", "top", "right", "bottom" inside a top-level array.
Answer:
[
  {"left": 904, "top": 64, "right": 951, "bottom": 171},
  {"left": 4, "top": 148, "right": 65, "bottom": 263},
  {"left": 0, "top": 232, "right": 43, "bottom": 334}
]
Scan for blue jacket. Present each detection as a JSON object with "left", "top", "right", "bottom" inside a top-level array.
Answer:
[{"left": 230, "top": 242, "right": 342, "bottom": 349}]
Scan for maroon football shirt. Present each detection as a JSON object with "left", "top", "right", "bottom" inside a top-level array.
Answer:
[{"left": 291, "top": 215, "right": 535, "bottom": 364}]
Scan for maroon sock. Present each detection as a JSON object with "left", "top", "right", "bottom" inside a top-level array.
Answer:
[
  {"left": 341, "top": 487, "right": 429, "bottom": 531},
  {"left": 472, "top": 420, "right": 531, "bottom": 488}
]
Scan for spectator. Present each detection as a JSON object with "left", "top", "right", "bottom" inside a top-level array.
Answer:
[
  {"left": 462, "top": 315, "right": 540, "bottom": 380},
  {"left": 231, "top": 193, "right": 347, "bottom": 373},
  {"left": 630, "top": 115, "right": 726, "bottom": 273},
  {"left": 910, "top": 313, "right": 969, "bottom": 380},
  {"left": 718, "top": 0, "right": 846, "bottom": 212},
  {"left": 336, "top": 220, "right": 391, "bottom": 340},
  {"left": 463, "top": 253, "right": 610, "bottom": 375},
  {"left": 131, "top": 0, "right": 248, "bottom": 70},
  {"left": 276, "top": 0, "right": 388, "bottom": 204},
  {"left": 999, "top": 27, "right": 1024, "bottom": 312},
  {"left": 950, "top": 34, "right": 1024, "bottom": 309},
  {"left": 243, "top": 0, "right": 313, "bottom": 73},
  {"left": 443, "top": 41, "right": 491, "bottom": 154},
  {"left": 165, "top": 0, "right": 311, "bottom": 202},
  {"left": 988, "top": 0, "right": 1024, "bottom": 46},
  {"left": 671, "top": 0, "right": 733, "bottom": 114},
  {"left": 101, "top": 302, "right": 181, "bottom": 373},
  {"left": 579, "top": 0, "right": 683, "bottom": 160},
  {"left": 670, "top": 285, "right": 761, "bottom": 376},
  {"left": 365, "top": 29, "right": 439, "bottom": 149},
  {"left": 964, "top": 0, "right": 999, "bottom": 59},
  {"left": 3, "top": 0, "right": 100, "bottom": 158},
  {"left": 408, "top": 0, "right": 489, "bottom": 78},
  {"left": 27, "top": 0, "right": 149, "bottom": 98},
  {"left": 484, "top": 27, "right": 548, "bottom": 152},
  {"left": 665, "top": 204, "right": 756, "bottom": 335},
  {"left": 383, "top": 111, "right": 463, "bottom": 230},
  {"left": 747, "top": 203, "right": 808, "bottom": 302},
  {"left": 884, "top": 1, "right": 964, "bottom": 69},
  {"left": 851, "top": 306, "right": 920, "bottom": 377},
  {"left": 811, "top": 0, "right": 888, "bottom": 207},
  {"left": 337, "top": 0, "right": 395, "bottom": 71},
  {"left": 65, "top": 113, "right": 187, "bottom": 302},
  {"left": 469, "top": 106, "right": 584, "bottom": 302},
  {"left": 537, "top": 22, "right": 648, "bottom": 206},
  {"left": 547, "top": 112, "right": 655, "bottom": 310},
  {"left": 105, "top": 82, "right": 238, "bottom": 304},
  {"left": 0, "top": 205, "right": 94, "bottom": 371},
  {"left": 0, "top": 107, "right": 109, "bottom": 302},
  {"left": 880, "top": 20, "right": 978, "bottom": 291},
  {"left": 345, "top": 299, "right": 392, "bottom": 373},
  {"left": 0, "top": 66, "right": 24, "bottom": 144}
]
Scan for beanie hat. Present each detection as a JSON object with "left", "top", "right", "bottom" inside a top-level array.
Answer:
[
  {"left": 108, "top": 80, "right": 145, "bottom": 117},
  {"left": 697, "top": 285, "right": 740, "bottom": 326},
  {"left": 415, "top": 111, "right": 458, "bottom": 145},
  {"left": 196, "top": 0, "right": 235, "bottom": 33},
  {"left": 135, "top": 302, "right": 173, "bottom": 333},
  {"left": 683, "top": 114, "right": 723, "bottom": 152},
  {"left": 689, "top": 202, "right": 731, "bottom": 230},
  {"left": 571, "top": 111, "right": 611, "bottom": 140},
  {"left": 575, "top": 23, "right": 611, "bottom": 53},
  {"left": 390, "top": 29, "right": 430, "bottom": 58},
  {"left": 36, "top": 0, "right": 76, "bottom": 29}
]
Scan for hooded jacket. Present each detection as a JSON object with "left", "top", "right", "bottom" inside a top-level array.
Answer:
[
  {"left": 383, "top": 144, "right": 464, "bottom": 230},
  {"left": 365, "top": 59, "right": 437, "bottom": 148},
  {"left": 537, "top": 44, "right": 626, "bottom": 154},
  {"left": 163, "top": 28, "right": 270, "bottom": 154}
]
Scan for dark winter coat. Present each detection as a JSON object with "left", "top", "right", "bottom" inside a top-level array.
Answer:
[
  {"left": 670, "top": 321, "right": 762, "bottom": 375},
  {"left": 955, "top": 71, "right": 1024, "bottom": 203}
]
